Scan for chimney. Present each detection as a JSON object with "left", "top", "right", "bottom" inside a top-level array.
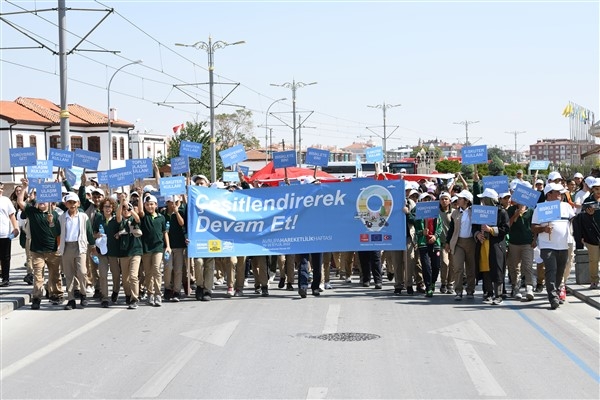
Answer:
[{"left": 109, "top": 108, "right": 118, "bottom": 121}]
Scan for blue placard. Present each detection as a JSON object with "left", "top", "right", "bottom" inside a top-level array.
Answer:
[
  {"left": 97, "top": 171, "right": 109, "bottom": 185},
  {"left": 365, "top": 146, "right": 384, "bottom": 163},
  {"left": 461, "top": 145, "right": 488, "bottom": 165},
  {"left": 511, "top": 183, "right": 541, "bottom": 209},
  {"left": 154, "top": 192, "right": 166, "bottom": 208},
  {"left": 48, "top": 149, "right": 75, "bottom": 168},
  {"left": 171, "top": 156, "right": 189, "bottom": 175},
  {"left": 471, "top": 205, "right": 499, "bottom": 225},
  {"left": 9, "top": 147, "right": 37, "bottom": 167},
  {"left": 223, "top": 171, "right": 239, "bottom": 183},
  {"left": 126, "top": 158, "right": 153, "bottom": 179},
  {"left": 65, "top": 168, "right": 77, "bottom": 186},
  {"left": 278, "top": 180, "right": 301, "bottom": 186},
  {"left": 238, "top": 165, "right": 250, "bottom": 177},
  {"left": 186, "top": 180, "right": 406, "bottom": 257},
  {"left": 48, "top": 148, "right": 74, "bottom": 168},
  {"left": 483, "top": 175, "right": 509, "bottom": 194},
  {"left": 272, "top": 150, "right": 297, "bottom": 169},
  {"left": 529, "top": 160, "right": 551, "bottom": 171},
  {"left": 355, "top": 157, "right": 362, "bottom": 171},
  {"left": 26, "top": 160, "right": 53, "bottom": 179},
  {"left": 534, "top": 200, "right": 562, "bottom": 223},
  {"left": 73, "top": 149, "right": 100, "bottom": 170},
  {"left": 415, "top": 201, "right": 440, "bottom": 220},
  {"left": 219, "top": 144, "right": 248, "bottom": 167},
  {"left": 159, "top": 176, "right": 186, "bottom": 196},
  {"left": 107, "top": 165, "right": 135, "bottom": 188},
  {"left": 305, "top": 148, "right": 330, "bottom": 167},
  {"left": 37, "top": 182, "right": 62, "bottom": 203},
  {"left": 180, "top": 140, "right": 203, "bottom": 159}
]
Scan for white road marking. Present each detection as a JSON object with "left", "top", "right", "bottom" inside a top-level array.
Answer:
[
  {"left": 131, "top": 341, "right": 203, "bottom": 399},
  {"left": 307, "top": 387, "right": 328, "bottom": 399},
  {"left": 0, "top": 309, "right": 122, "bottom": 380},
  {"left": 180, "top": 320, "right": 239, "bottom": 347},
  {"left": 454, "top": 338, "right": 506, "bottom": 397},
  {"left": 322, "top": 304, "right": 341, "bottom": 334},
  {"left": 428, "top": 319, "right": 496, "bottom": 345}
]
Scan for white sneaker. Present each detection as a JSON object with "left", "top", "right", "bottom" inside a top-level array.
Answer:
[
  {"left": 154, "top": 295, "right": 162, "bottom": 307},
  {"left": 146, "top": 294, "right": 155, "bottom": 306},
  {"left": 513, "top": 287, "right": 523, "bottom": 300},
  {"left": 227, "top": 287, "right": 234, "bottom": 297},
  {"left": 243, "top": 279, "right": 249, "bottom": 288},
  {"left": 215, "top": 278, "right": 224, "bottom": 286},
  {"left": 324, "top": 282, "right": 333, "bottom": 290},
  {"left": 345, "top": 277, "right": 352, "bottom": 283},
  {"left": 525, "top": 285, "right": 534, "bottom": 301},
  {"left": 85, "top": 286, "right": 94, "bottom": 295}
]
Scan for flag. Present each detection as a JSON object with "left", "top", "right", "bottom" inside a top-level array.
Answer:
[{"left": 172, "top": 123, "right": 184, "bottom": 134}]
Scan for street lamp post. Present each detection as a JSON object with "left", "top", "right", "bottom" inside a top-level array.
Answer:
[
  {"left": 270, "top": 80, "right": 316, "bottom": 165},
  {"left": 107, "top": 60, "right": 143, "bottom": 171},
  {"left": 176, "top": 37, "right": 245, "bottom": 183},
  {"left": 367, "top": 102, "right": 401, "bottom": 166},
  {"left": 264, "top": 97, "right": 287, "bottom": 162}
]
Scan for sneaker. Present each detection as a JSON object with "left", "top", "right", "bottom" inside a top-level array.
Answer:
[
  {"left": 234, "top": 289, "right": 243, "bottom": 297},
  {"left": 550, "top": 300, "right": 560, "bottom": 310},
  {"left": 254, "top": 286, "right": 261, "bottom": 294},
  {"left": 589, "top": 282, "right": 598, "bottom": 289},
  {"left": 466, "top": 292, "right": 474, "bottom": 299},
  {"left": 312, "top": 289, "right": 321, "bottom": 296},
  {"left": 49, "top": 295, "right": 62, "bottom": 305},
  {"left": 125, "top": 295, "right": 131, "bottom": 305},
  {"left": 164, "top": 289, "right": 173, "bottom": 301},
  {"left": 278, "top": 276, "right": 286, "bottom": 289},
  {"left": 74, "top": 289, "right": 82, "bottom": 299},
  {"left": 440, "top": 284, "right": 447, "bottom": 294},
  {"left": 393, "top": 287, "right": 402, "bottom": 296},
  {"left": 147, "top": 295, "right": 155, "bottom": 306},
  {"left": 534, "top": 283, "right": 544, "bottom": 293},
  {"left": 261, "top": 286, "right": 269, "bottom": 297},
  {"left": 483, "top": 295, "right": 493, "bottom": 304},
  {"left": 23, "top": 273, "right": 34, "bottom": 285},
  {"left": 171, "top": 295, "right": 180, "bottom": 302},
  {"left": 425, "top": 289, "right": 433, "bottom": 298},
  {"left": 215, "top": 278, "right": 224, "bottom": 286},
  {"left": 202, "top": 292, "right": 212, "bottom": 302},
  {"left": 154, "top": 295, "right": 162, "bottom": 307},
  {"left": 362, "top": 281, "right": 370, "bottom": 288},
  {"left": 559, "top": 286, "right": 566, "bottom": 301},
  {"left": 387, "top": 272, "right": 395, "bottom": 281},
  {"left": 227, "top": 287, "right": 234, "bottom": 297},
  {"left": 417, "top": 284, "right": 426, "bottom": 294},
  {"left": 64, "top": 300, "right": 76, "bottom": 310},
  {"left": 345, "top": 277, "right": 352, "bottom": 283},
  {"left": 86, "top": 286, "right": 94, "bottom": 295},
  {"left": 446, "top": 285, "right": 455, "bottom": 295},
  {"left": 111, "top": 291, "right": 119, "bottom": 303},
  {"left": 525, "top": 285, "right": 534, "bottom": 301},
  {"left": 298, "top": 287, "right": 307, "bottom": 298},
  {"left": 268, "top": 271, "right": 276, "bottom": 283},
  {"left": 324, "top": 282, "right": 333, "bottom": 290},
  {"left": 492, "top": 297, "right": 503, "bottom": 305},
  {"left": 80, "top": 296, "right": 88, "bottom": 307},
  {"left": 128, "top": 301, "right": 138, "bottom": 309},
  {"left": 454, "top": 293, "right": 463, "bottom": 301},
  {"left": 286, "top": 283, "right": 294, "bottom": 291},
  {"left": 243, "top": 279, "right": 249, "bottom": 288},
  {"left": 513, "top": 288, "right": 523, "bottom": 300},
  {"left": 101, "top": 300, "right": 109, "bottom": 308},
  {"left": 31, "top": 298, "right": 41, "bottom": 310},
  {"left": 308, "top": 272, "right": 313, "bottom": 282},
  {"left": 406, "top": 286, "right": 414, "bottom": 295},
  {"left": 195, "top": 288, "right": 204, "bottom": 301},
  {"left": 374, "top": 283, "right": 383, "bottom": 289},
  {"left": 93, "top": 289, "right": 102, "bottom": 299}
]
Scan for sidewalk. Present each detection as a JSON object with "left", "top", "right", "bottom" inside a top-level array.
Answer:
[{"left": 1, "top": 241, "right": 599, "bottom": 316}]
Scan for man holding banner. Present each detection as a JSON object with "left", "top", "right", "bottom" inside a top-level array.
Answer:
[{"left": 531, "top": 183, "right": 575, "bottom": 310}]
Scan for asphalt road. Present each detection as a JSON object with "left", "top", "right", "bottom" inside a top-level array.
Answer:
[{"left": 1, "top": 277, "right": 599, "bottom": 400}]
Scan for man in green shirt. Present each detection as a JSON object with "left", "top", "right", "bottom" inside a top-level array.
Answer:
[{"left": 507, "top": 202, "right": 535, "bottom": 301}]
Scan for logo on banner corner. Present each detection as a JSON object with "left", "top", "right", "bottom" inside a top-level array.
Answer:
[{"left": 355, "top": 185, "right": 394, "bottom": 232}]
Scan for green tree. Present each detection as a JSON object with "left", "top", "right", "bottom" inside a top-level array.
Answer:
[
  {"left": 156, "top": 121, "right": 222, "bottom": 179},
  {"left": 435, "top": 159, "right": 461, "bottom": 173},
  {"left": 488, "top": 155, "right": 505, "bottom": 176},
  {"left": 488, "top": 146, "right": 512, "bottom": 163},
  {"left": 214, "top": 109, "right": 260, "bottom": 150}
]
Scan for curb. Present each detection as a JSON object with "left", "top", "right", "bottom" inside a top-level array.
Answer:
[
  {"left": 0, "top": 294, "right": 31, "bottom": 316},
  {"left": 566, "top": 285, "right": 600, "bottom": 311}
]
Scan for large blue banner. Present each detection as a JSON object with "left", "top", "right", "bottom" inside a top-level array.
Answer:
[
  {"left": 534, "top": 200, "right": 561, "bottom": 223},
  {"left": 171, "top": 156, "right": 189, "bottom": 175},
  {"left": 107, "top": 165, "right": 135, "bottom": 188},
  {"left": 187, "top": 180, "right": 406, "bottom": 257},
  {"left": 159, "top": 176, "right": 186, "bottom": 196},
  {"left": 180, "top": 140, "right": 203, "bottom": 159}
]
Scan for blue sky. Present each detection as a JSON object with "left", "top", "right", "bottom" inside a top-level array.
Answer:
[{"left": 1, "top": 0, "right": 598, "bottom": 154}]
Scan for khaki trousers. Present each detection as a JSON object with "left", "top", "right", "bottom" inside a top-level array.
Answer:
[
  {"left": 142, "top": 252, "right": 164, "bottom": 296},
  {"left": 584, "top": 242, "right": 600, "bottom": 284},
  {"left": 439, "top": 247, "right": 454, "bottom": 286},
  {"left": 62, "top": 242, "right": 87, "bottom": 301},
  {"left": 250, "top": 256, "right": 270, "bottom": 287},
  {"left": 164, "top": 248, "right": 186, "bottom": 294},
  {"left": 507, "top": 244, "right": 534, "bottom": 287},
  {"left": 452, "top": 237, "right": 476, "bottom": 294},
  {"left": 194, "top": 257, "right": 215, "bottom": 293},
  {"left": 120, "top": 255, "right": 141, "bottom": 302},
  {"left": 98, "top": 255, "right": 121, "bottom": 301},
  {"left": 31, "top": 251, "right": 62, "bottom": 299}
]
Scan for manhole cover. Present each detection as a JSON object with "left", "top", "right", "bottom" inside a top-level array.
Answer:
[{"left": 307, "top": 332, "right": 380, "bottom": 342}]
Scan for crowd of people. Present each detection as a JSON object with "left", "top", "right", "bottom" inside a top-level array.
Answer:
[{"left": 0, "top": 165, "right": 598, "bottom": 311}]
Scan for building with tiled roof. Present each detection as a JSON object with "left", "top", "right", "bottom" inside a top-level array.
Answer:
[{"left": 1, "top": 97, "right": 139, "bottom": 183}]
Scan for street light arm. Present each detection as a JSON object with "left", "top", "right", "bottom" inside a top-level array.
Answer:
[
  {"left": 108, "top": 59, "right": 143, "bottom": 92},
  {"left": 296, "top": 81, "right": 317, "bottom": 88}
]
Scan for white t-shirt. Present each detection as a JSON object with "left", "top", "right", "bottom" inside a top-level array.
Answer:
[
  {"left": 0, "top": 196, "right": 16, "bottom": 238},
  {"left": 573, "top": 189, "right": 589, "bottom": 214},
  {"left": 532, "top": 201, "right": 575, "bottom": 250}
]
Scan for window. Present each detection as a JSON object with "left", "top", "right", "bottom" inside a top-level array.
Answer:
[
  {"left": 119, "top": 137, "right": 125, "bottom": 160},
  {"left": 16, "top": 134, "right": 23, "bottom": 147},
  {"left": 50, "top": 135, "right": 60, "bottom": 149},
  {"left": 112, "top": 137, "right": 117, "bottom": 160},
  {"left": 88, "top": 136, "right": 100, "bottom": 153},
  {"left": 70, "top": 136, "right": 83, "bottom": 150}
]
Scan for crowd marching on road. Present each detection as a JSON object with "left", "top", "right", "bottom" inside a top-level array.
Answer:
[{"left": 0, "top": 165, "right": 599, "bottom": 312}]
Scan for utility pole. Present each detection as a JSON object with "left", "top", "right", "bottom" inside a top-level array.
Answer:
[
  {"left": 367, "top": 102, "right": 401, "bottom": 164},
  {"left": 453, "top": 120, "right": 480, "bottom": 146},
  {"left": 505, "top": 130, "right": 526, "bottom": 163},
  {"left": 298, "top": 113, "right": 316, "bottom": 164}
]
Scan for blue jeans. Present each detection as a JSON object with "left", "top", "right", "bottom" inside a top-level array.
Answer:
[
  {"left": 298, "top": 253, "right": 322, "bottom": 290},
  {"left": 419, "top": 245, "right": 440, "bottom": 289}
]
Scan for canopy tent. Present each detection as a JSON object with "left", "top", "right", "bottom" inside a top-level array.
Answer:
[{"left": 247, "top": 161, "right": 338, "bottom": 185}]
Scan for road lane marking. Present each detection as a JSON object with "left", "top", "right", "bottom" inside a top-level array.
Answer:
[
  {"left": 131, "top": 341, "right": 203, "bottom": 398},
  {"left": 0, "top": 309, "right": 122, "bottom": 380},
  {"left": 307, "top": 387, "right": 328, "bottom": 399},
  {"left": 180, "top": 320, "right": 239, "bottom": 347},
  {"left": 454, "top": 338, "right": 507, "bottom": 397},
  {"left": 428, "top": 319, "right": 495, "bottom": 345},
  {"left": 322, "top": 304, "right": 340, "bottom": 334}
]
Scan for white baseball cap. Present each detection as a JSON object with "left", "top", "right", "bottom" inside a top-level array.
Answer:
[
  {"left": 547, "top": 171, "right": 562, "bottom": 182},
  {"left": 63, "top": 193, "right": 79, "bottom": 203},
  {"left": 92, "top": 188, "right": 105, "bottom": 196},
  {"left": 143, "top": 185, "right": 158, "bottom": 193},
  {"left": 477, "top": 188, "right": 499, "bottom": 200},
  {"left": 418, "top": 192, "right": 434, "bottom": 201},
  {"left": 165, "top": 195, "right": 180, "bottom": 203},
  {"left": 144, "top": 195, "right": 158, "bottom": 203},
  {"left": 585, "top": 176, "right": 596, "bottom": 188},
  {"left": 455, "top": 190, "right": 474, "bottom": 203},
  {"left": 573, "top": 172, "right": 584, "bottom": 179},
  {"left": 543, "top": 183, "right": 566, "bottom": 195}
]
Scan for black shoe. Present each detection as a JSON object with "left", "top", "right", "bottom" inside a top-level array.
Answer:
[
  {"left": 125, "top": 295, "right": 131, "bottom": 305},
  {"left": 440, "top": 284, "right": 447, "bottom": 294},
  {"left": 298, "top": 287, "right": 307, "bottom": 298},
  {"left": 387, "top": 272, "right": 394, "bottom": 281},
  {"left": 261, "top": 286, "right": 269, "bottom": 297},
  {"left": 254, "top": 286, "right": 261, "bottom": 294},
  {"left": 362, "top": 281, "right": 370, "bottom": 288},
  {"left": 0, "top": 280, "right": 10, "bottom": 287},
  {"left": 374, "top": 283, "right": 383, "bottom": 289},
  {"left": 64, "top": 300, "right": 76, "bottom": 310},
  {"left": 74, "top": 289, "right": 82, "bottom": 299},
  {"left": 534, "top": 283, "right": 544, "bottom": 293},
  {"left": 550, "top": 300, "right": 560, "bottom": 310},
  {"left": 111, "top": 291, "right": 119, "bottom": 303},
  {"left": 278, "top": 276, "right": 286, "bottom": 289},
  {"left": 286, "top": 283, "right": 294, "bottom": 291},
  {"left": 31, "top": 298, "right": 41, "bottom": 310},
  {"left": 101, "top": 300, "right": 109, "bottom": 308},
  {"left": 80, "top": 296, "right": 88, "bottom": 307},
  {"left": 201, "top": 292, "right": 212, "bottom": 302},
  {"left": 23, "top": 273, "right": 34, "bottom": 285},
  {"left": 164, "top": 289, "right": 173, "bottom": 301},
  {"left": 406, "top": 286, "right": 414, "bottom": 295},
  {"left": 195, "top": 288, "right": 204, "bottom": 301},
  {"left": 417, "top": 284, "right": 426, "bottom": 294},
  {"left": 93, "top": 289, "right": 102, "bottom": 299},
  {"left": 393, "top": 287, "right": 402, "bottom": 296},
  {"left": 312, "top": 289, "right": 320, "bottom": 296}
]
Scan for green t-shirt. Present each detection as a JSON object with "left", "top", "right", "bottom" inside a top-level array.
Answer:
[
  {"left": 92, "top": 213, "right": 122, "bottom": 257},
  {"left": 163, "top": 205, "right": 187, "bottom": 249},
  {"left": 23, "top": 204, "right": 59, "bottom": 253},
  {"left": 118, "top": 216, "right": 143, "bottom": 257},
  {"left": 140, "top": 213, "right": 166, "bottom": 253},
  {"left": 507, "top": 205, "right": 534, "bottom": 245}
]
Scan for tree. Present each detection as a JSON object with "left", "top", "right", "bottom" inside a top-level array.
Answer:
[
  {"left": 214, "top": 109, "right": 260, "bottom": 150},
  {"left": 155, "top": 121, "right": 222, "bottom": 179},
  {"left": 435, "top": 159, "right": 461, "bottom": 174},
  {"left": 488, "top": 146, "right": 512, "bottom": 163},
  {"left": 488, "top": 155, "right": 505, "bottom": 176}
]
